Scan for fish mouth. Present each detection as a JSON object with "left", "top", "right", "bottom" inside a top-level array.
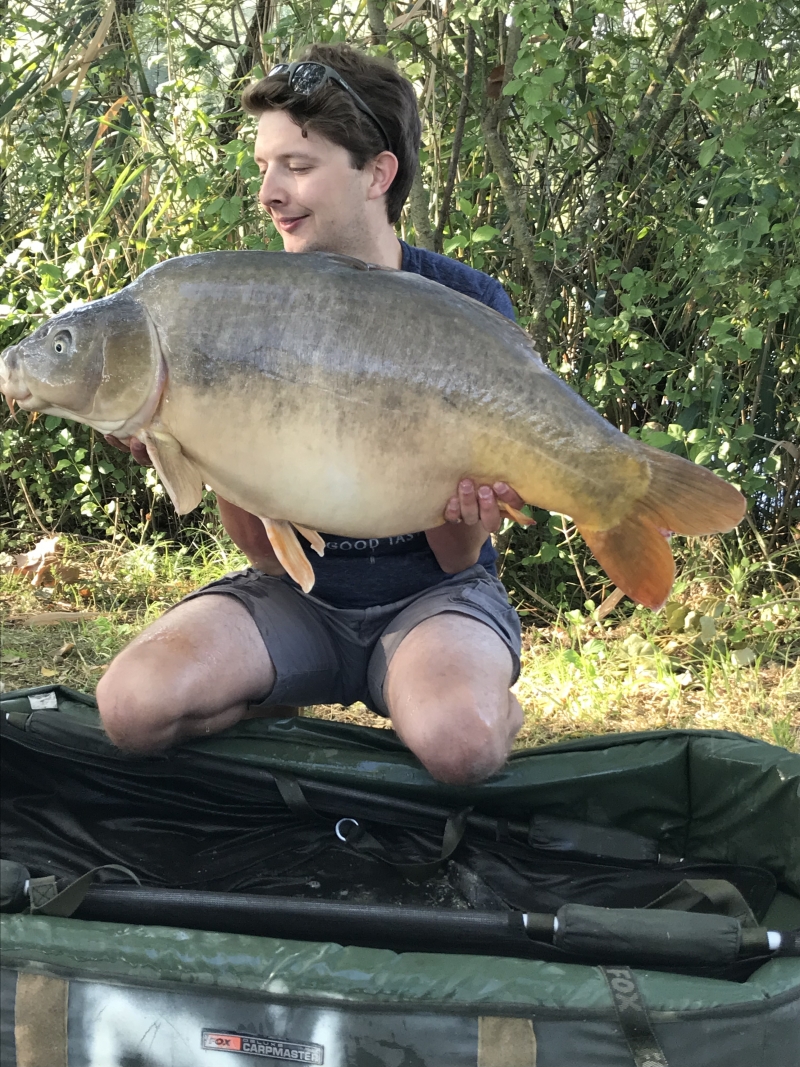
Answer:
[{"left": 0, "top": 373, "right": 34, "bottom": 410}]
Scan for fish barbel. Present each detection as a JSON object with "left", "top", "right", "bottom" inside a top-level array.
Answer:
[{"left": 0, "top": 251, "right": 745, "bottom": 607}]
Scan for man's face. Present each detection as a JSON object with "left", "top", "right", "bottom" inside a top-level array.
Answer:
[{"left": 254, "top": 110, "right": 375, "bottom": 256}]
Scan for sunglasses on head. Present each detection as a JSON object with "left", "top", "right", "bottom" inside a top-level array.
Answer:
[{"left": 268, "top": 61, "right": 392, "bottom": 152}]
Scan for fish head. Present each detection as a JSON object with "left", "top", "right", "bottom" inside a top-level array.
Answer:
[{"left": 0, "top": 292, "right": 162, "bottom": 435}]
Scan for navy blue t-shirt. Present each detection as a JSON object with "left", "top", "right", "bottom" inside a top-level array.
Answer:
[{"left": 299, "top": 242, "right": 516, "bottom": 609}]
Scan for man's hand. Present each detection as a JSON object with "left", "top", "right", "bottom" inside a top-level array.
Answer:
[
  {"left": 426, "top": 480, "right": 526, "bottom": 574},
  {"left": 104, "top": 434, "right": 152, "bottom": 467},
  {"left": 443, "top": 479, "right": 526, "bottom": 532}
]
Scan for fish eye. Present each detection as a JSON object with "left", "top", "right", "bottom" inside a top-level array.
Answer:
[{"left": 51, "top": 330, "right": 72, "bottom": 356}]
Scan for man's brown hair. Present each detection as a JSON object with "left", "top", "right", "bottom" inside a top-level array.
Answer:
[{"left": 241, "top": 43, "right": 421, "bottom": 225}]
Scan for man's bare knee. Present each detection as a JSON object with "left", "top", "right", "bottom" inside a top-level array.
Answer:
[
  {"left": 97, "top": 642, "right": 204, "bottom": 753},
  {"left": 97, "top": 596, "right": 275, "bottom": 753},
  {"left": 418, "top": 728, "right": 507, "bottom": 785},
  {"left": 398, "top": 697, "right": 519, "bottom": 786}
]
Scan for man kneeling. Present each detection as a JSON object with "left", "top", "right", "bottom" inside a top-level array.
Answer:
[{"left": 99, "top": 44, "right": 525, "bottom": 785}]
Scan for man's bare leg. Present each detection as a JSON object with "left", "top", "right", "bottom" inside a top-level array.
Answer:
[
  {"left": 97, "top": 596, "right": 277, "bottom": 753},
  {"left": 384, "top": 613, "right": 522, "bottom": 785}
]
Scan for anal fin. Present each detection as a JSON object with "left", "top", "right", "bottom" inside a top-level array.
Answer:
[
  {"left": 138, "top": 429, "right": 203, "bottom": 514},
  {"left": 292, "top": 523, "right": 326, "bottom": 557},
  {"left": 577, "top": 510, "right": 675, "bottom": 611},
  {"left": 261, "top": 518, "right": 317, "bottom": 593}
]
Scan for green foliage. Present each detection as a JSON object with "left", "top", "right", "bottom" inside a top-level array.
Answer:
[{"left": 1, "top": 0, "right": 798, "bottom": 601}]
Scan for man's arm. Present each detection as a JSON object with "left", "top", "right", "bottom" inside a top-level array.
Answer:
[
  {"left": 215, "top": 496, "right": 285, "bottom": 575},
  {"left": 425, "top": 480, "right": 525, "bottom": 573}
]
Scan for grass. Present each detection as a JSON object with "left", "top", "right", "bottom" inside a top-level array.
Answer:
[{"left": 1, "top": 531, "right": 798, "bottom": 751}]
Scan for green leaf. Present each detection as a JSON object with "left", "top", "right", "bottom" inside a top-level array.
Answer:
[
  {"left": 472, "top": 225, "right": 500, "bottom": 243},
  {"left": 699, "top": 615, "right": 717, "bottom": 644},
  {"left": 203, "top": 197, "right": 225, "bottom": 217},
  {"left": 741, "top": 215, "right": 770, "bottom": 242},
  {"left": 698, "top": 139, "right": 718, "bottom": 168},
  {"left": 523, "top": 82, "right": 544, "bottom": 105},
  {"left": 220, "top": 197, "right": 242, "bottom": 224},
  {"left": 742, "top": 326, "right": 763, "bottom": 349},
  {"left": 539, "top": 66, "right": 566, "bottom": 86},
  {"left": 539, "top": 541, "right": 558, "bottom": 563},
  {"left": 731, "top": 647, "right": 757, "bottom": 667},
  {"left": 723, "top": 134, "right": 745, "bottom": 160},
  {"left": 641, "top": 430, "right": 673, "bottom": 449},
  {"left": 186, "top": 176, "right": 206, "bottom": 200},
  {"left": 733, "top": 1, "right": 759, "bottom": 27},
  {"left": 716, "top": 78, "right": 746, "bottom": 96}
]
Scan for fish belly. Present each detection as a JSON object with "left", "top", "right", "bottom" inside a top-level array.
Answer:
[
  {"left": 158, "top": 382, "right": 472, "bottom": 536},
  {"left": 155, "top": 368, "right": 648, "bottom": 537}
]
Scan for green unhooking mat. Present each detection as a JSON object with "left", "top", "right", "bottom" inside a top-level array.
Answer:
[{"left": 1, "top": 685, "right": 798, "bottom": 1066}]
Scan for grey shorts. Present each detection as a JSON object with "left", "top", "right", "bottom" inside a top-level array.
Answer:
[{"left": 179, "top": 564, "right": 521, "bottom": 716}]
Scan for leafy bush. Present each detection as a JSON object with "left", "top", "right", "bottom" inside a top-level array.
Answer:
[{"left": 2, "top": 0, "right": 797, "bottom": 601}]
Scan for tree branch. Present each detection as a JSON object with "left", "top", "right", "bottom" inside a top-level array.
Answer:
[
  {"left": 569, "top": 0, "right": 709, "bottom": 248},
  {"left": 407, "top": 167, "right": 436, "bottom": 250},
  {"left": 434, "top": 24, "right": 475, "bottom": 252},
  {"left": 480, "top": 23, "right": 552, "bottom": 354},
  {"left": 217, "top": 0, "right": 272, "bottom": 144},
  {"left": 366, "top": 0, "right": 388, "bottom": 45}
]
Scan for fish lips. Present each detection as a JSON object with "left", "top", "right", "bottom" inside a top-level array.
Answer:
[{"left": 0, "top": 343, "right": 34, "bottom": 408}]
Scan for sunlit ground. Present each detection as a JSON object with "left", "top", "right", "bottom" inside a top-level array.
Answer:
[{"left": 1, "top": 534, "right": 797, "bottom": 751}]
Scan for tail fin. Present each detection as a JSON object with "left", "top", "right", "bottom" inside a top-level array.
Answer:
[
  {"left": 637, "top": 443, "right": 746, "bottom": 535},
  {"left": 576, "top": 448, "right": 746, "bottom": 610},
  {"left": 577, "top": 512, "right": 675, "bottom": 610}
]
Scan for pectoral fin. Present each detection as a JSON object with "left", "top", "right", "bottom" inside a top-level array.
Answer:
[
  {"left": 261, "top": 518, "right": 317, "bottom": 593},
  {"left": 138, "top": 429, "right": 203, "bottom": 514},
  {"left": 292, "top": 523, "right": 326, "bottom": 557}
]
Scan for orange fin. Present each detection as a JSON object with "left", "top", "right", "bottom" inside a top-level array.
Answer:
[
  {"left": 639, "top": 443, "right": 746, "bottom": 535},
  {"left": 138, "top": 428, "right": 203, "bottom": 514},
  {"left": 577, "top": 511, "right": 675, "bottom": 611},
  {"left": 498, "top": 500, "right": 536, "bottom": 527},
  {"left": 292, "top": 523, "right": 326, "bottom": 557},
  {"left": 260, "top": 518, "right": 316, "bottom": 593}
]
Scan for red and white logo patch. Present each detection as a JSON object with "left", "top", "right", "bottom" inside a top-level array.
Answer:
[{"left": 201, "top": 1029, "right": 324, "bottom": 1063}]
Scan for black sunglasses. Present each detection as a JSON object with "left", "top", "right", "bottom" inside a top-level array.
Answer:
[{"left": 268, "top": 61, "right": 392, "bottom": 152}]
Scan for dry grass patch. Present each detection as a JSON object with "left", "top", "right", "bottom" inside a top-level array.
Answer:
[{"left": 513, "top": 627, "right": 798, "bottom": 750}]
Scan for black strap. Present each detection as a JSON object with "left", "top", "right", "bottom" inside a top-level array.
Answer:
[
  {"left": 272, "top": 770, "right": 471, "bottom": 882},
  {"left": 646, "top": 878, "right": 757, "bottom": 926},
  {"left": 602, "top": 966, "right": 670, "bottom": 1067},
  {"left": 30, "top": 864, "right": 140, "bottom": 918},
  {"left": 271, "top": 771, "right": 325, "bottom": 822},
  {"left": 337, "top": 807, "right": 472, "bottom": 882}
]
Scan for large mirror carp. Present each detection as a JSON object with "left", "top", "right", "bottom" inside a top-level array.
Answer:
[{"left": 0, "top": 251, "right": 745, "bottom": 607}]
